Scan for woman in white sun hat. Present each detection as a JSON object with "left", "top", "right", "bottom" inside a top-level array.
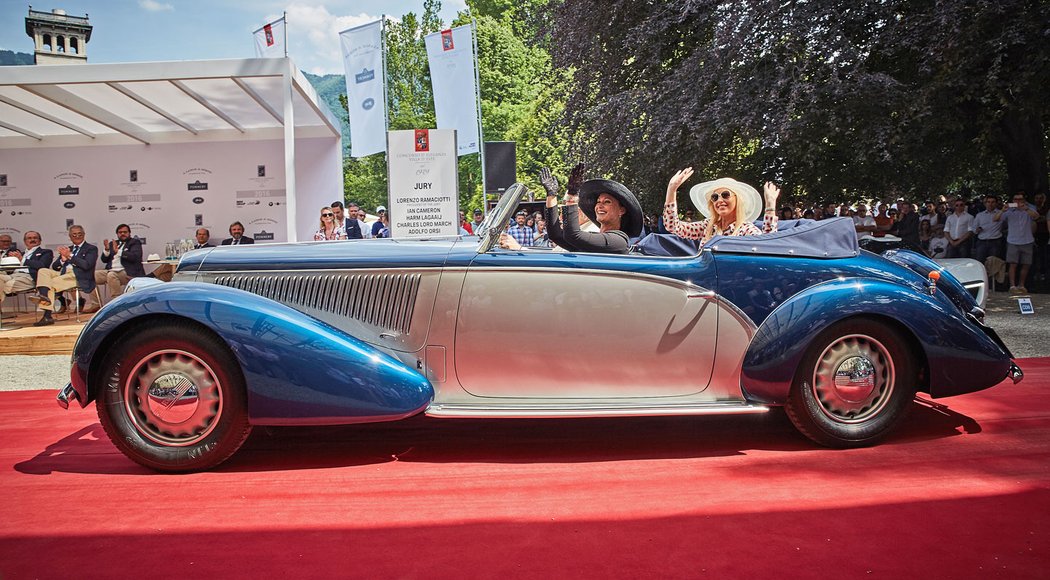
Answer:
[{"left": 663, "top": 167, "right": 780, "bottom": 246}]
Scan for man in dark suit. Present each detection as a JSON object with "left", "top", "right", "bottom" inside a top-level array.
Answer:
[
  {"left": 1, "top": 231, "right": 52, "bottom": 295},
  {"left": 221, "top": 221, "right": 255, "bottom": 245},
  {"left": 148, "top": 227, "right": 214, "bottom": 283},
  {"left": 194, "top": 227, "right": 214, "bottom": 249},
  {"left": 95, "top": 223, "right": 145, "bottom": 299},
  {"left": 31, "top": 224, "right": 99, "bottom": 326}
]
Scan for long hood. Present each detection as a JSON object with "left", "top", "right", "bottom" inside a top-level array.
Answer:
[{"left": 181, "top": 237, "right": 473, "bottom": 273}]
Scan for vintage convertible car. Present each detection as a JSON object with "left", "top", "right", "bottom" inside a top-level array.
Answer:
[{"left": 57, "top": 184, "right": 1023, "bottom": 472}]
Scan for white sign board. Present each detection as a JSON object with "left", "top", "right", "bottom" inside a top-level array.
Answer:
[{"left": 386, "top": 129, "right": 459, "bottom": 238}]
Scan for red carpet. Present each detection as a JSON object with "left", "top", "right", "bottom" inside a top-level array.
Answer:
[{"left": 3, "top": 359, "right": 1050, "bottom": 578}]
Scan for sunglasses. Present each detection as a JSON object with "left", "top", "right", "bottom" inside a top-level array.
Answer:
[
  {"left": 322, "top": 213, "right": 334, "bottom": 217},
  {"left": 710, "top": 190, "right": 734, "bottom": 202}
]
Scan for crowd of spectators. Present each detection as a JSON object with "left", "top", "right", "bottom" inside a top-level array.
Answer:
[
  {"left": 641, "top": 190, "right": 1049, "bottom": 294},
  {"left": 478, "top": 188, "right": 1049, "bottom": 295}
]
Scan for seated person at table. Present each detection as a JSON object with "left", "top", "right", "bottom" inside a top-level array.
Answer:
[
  {"left": 95, "top": 223, "right": 145, "bottom": 299},
  {"left": 1, "top": 231, "right": 52, "bottom": 295},
  {"left": 150, "top": 228, "right": 213, "bottom": 282},
  {"left": 221, "top": 221, "right": 254, "bottom": 245},
  {"left": 0, "top": 234, "right": 18, "bottom": 258},
  {"left": 31, "top": 224, "right": 99, "bottom": 326}
]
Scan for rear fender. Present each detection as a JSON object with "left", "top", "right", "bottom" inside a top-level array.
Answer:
[
  {"left": 740, "top": 278, "right": 1012, "bottom": 404},
  {"left": 73, "top": 283, "right": 433, "bottom": 425}
]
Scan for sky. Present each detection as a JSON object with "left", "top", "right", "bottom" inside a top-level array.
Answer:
[{"left": 0, "top": 0, "right": 468, "bottom": 75}]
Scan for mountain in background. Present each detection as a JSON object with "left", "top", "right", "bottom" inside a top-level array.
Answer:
[
  {"left": 0, "top": 50, "right": 34, "bottom": 65},
  {"left": 303, "top": 72, "right": 351, "bottom": 155}
]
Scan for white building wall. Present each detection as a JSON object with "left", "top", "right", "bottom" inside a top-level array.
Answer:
[{"left": 0, "top": 136, "right": 340, "bottom": 250}]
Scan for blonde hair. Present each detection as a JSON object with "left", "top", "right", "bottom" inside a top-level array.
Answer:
[
  {"left": 703, "top": 188, "right": 748, "bottom": 240},
  {"left": 318, "top": 206, "right": 336, "bottom": 231}
]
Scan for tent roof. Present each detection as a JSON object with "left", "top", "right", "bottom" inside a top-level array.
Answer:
[{"left": 0, "top": 58, "right": 340, "bottom": 148}]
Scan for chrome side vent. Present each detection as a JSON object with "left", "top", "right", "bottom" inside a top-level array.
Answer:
[{"left": 213, "top": 272, "right": 420, "bottom": 334}]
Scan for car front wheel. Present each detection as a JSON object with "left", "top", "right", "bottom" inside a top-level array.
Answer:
[
  {"left": 96, "top": 322, "right": 252, "bottom": 472},
  {"left": 786, "top": 319, "right": 917, "bottom": 447}
]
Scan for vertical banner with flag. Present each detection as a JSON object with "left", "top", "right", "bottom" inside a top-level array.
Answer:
[
  {"left": 425, "top": 24, "right": 480, "bottom": 156},
  {"left": 340, "top": 20, "right": 387, "bottom": 158},
  {"left": 253, "top": 16, "right": 287, "bottom": 58}
]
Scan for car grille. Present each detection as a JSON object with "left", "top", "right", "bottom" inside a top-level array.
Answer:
[{"left": 212, "top": 272, "right": 420, "bottom": 335}]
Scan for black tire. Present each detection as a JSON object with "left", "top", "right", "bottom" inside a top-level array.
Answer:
[
  {"left": 785, "top": 319, "right": 917, "bottom": 448},
  {"left": 96, "top": 321, "right": 252, "bottom": 472}
]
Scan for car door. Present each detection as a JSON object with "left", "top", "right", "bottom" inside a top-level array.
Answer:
[{"left": 453, "top": 250, "right": 719, "bottom": 399}]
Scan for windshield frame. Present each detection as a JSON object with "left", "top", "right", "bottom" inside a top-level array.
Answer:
[{"left": 476, "top": 182, "right": 531, "bottom": 253}]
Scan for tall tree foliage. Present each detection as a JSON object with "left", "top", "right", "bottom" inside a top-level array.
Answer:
[{"left": 548, "top": 0, "right": 1049, "bottom": 209}]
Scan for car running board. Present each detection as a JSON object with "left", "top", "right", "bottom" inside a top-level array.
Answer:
[{"left": 426, "top": 402, "right": 769, "bottom": 419}]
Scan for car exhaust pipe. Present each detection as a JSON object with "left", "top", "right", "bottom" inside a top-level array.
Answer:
[
  {"left": 57, "top": 383, "right": 78, "bottom": 409},
  {"left": 1008, "top": 363, "right": 1024, "bottom": 385}
]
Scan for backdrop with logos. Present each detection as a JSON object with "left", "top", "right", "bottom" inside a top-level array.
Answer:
[{"left": 0, "top": 137, "right": 339, "bottom": 251}]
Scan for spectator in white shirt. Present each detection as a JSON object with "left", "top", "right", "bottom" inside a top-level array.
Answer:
[
  {"left": 852, "top": 203, "right": 876, "bottom": 235},
  {"left": 944, "top": 199, "right": 974, "bottom": 258},
  {"left": 995, "top": 192, "right": 1040, "bottom": 293},
  {"left": 355, "top": 208, "right": 372, "bottom": 239},
  {"left": 919, "top": 200, "right": 940, "bottom": 228},
  {"left": 970, "top": 195, "right": 1005, "bottom": 264}
]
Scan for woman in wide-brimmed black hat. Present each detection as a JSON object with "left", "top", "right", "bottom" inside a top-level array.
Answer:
[{"left": 500, "top": 163, "right": 641, "bottom": 254}]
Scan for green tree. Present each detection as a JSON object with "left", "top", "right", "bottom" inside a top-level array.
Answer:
[{"left": 547, "top": 0, "right": 1049, "bottom": 209}]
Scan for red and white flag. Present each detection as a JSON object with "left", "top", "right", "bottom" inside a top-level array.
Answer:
[{"left": 253, "top": 16, "right": 286, "bottom": 58}]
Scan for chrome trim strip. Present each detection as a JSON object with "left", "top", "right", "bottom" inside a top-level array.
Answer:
[{"left": 426, "top": 402, "right": 769, "bottom": 418}]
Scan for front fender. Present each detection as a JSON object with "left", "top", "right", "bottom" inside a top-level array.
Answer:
[
  {"left": 740, "top": 278, "right": 1012, "bottom": 404},
  {"left": 71, "top": 282, "right": 434, "bottom": 425}
]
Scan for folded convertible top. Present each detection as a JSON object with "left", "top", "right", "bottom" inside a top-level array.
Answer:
[{"left": 635, "top": 217, "right": 860, "bottom": 259}]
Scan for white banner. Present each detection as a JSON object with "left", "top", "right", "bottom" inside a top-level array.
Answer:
[
  {"left": 425, "top": 24, "right": 480, "bottom": 156},
  {"left": 386, "top": 129, "right": 459, "bottom": 238},
  {"left": 253, "top": 17, "right": 286, "bottom": 58},
  {"left": 340, "top": 21, "right": 387, "bottom": 158}
]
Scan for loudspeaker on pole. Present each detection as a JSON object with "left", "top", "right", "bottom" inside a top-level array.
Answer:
[{"left": 484, "top": 141, "right": 516, "bottom": 194}]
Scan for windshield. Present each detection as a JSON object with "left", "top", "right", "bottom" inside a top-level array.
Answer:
[{"left": 477, "top": 182, "right": 531, "bottom": 253}]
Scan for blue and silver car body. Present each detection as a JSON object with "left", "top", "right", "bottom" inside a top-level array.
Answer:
[{"left": 58, "top": 184, "right": 1022, "bottom": 471}]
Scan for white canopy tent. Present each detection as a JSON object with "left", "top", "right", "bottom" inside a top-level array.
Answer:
[{"left": 0, "top": 58, "right": 342, "bottom": 244}]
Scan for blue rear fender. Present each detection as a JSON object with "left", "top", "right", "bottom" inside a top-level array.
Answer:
[
  {"left": 740, "top": 277, "right": 1012, "bottom": 404},
  {"left": 72, "top": 282, "right": 434, "bottom": 425}
]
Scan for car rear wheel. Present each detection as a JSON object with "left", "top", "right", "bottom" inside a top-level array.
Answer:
[
  {"left": 786, "top": 319, "right": 916, "bottom": 447},
  {"left": 96, "top": 322, "right": 252, "bottom": 472}
]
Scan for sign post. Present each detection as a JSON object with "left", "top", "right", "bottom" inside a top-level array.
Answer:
[{"left": 386, "top": 129, "right": 459, "bottom": 238}]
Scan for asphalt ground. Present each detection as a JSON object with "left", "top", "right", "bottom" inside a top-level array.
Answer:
[{"left": 2, "top": 291, "right": 1045, "bottom": 393}]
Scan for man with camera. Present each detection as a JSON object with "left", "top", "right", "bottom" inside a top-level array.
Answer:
[{"left": 995, "top": 192, "right": 1041, "bottom": 294}]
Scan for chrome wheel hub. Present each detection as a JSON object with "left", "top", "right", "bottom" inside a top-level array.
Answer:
[
  {"left": 811, "top": 334, "right": 894, "bottom": 424},
  {"left": 124, "top": 350, "right": 223, "bottom": 446}
]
